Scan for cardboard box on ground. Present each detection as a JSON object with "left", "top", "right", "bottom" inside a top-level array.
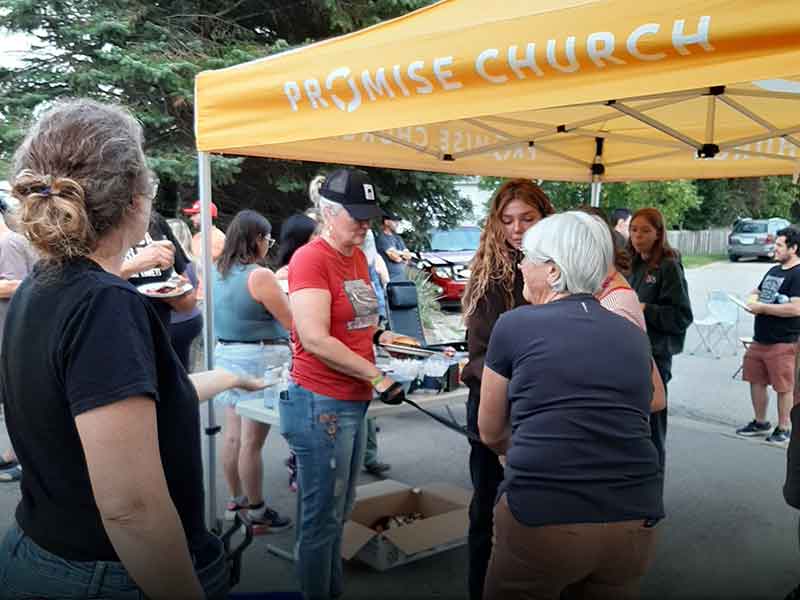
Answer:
[{"left": 341, "top": 479, "right": 470, "bottom": 571}]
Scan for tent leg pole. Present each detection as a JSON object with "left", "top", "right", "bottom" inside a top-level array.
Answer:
[
  {"left": 198, "top": 151, "right": 220, "bottom": 533},
  {"left": 590, "top": 180, "right": 603, "bottom": 207}
]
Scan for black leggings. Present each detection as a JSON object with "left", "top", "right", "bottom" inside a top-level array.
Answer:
[
  {"left": 169, "top": 315, "right": 203, "bottom": 371},
  {"left": 466, "top": 386, "right": 505, "bottom": 600},
  {"left": 652, "top": 355, "right": 673, "bottom": 472}
]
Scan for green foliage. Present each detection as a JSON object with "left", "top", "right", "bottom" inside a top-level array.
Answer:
[
  {"left": 478, "top": 175, "right": 800, "bottom": 230},
  {"left": 405, "top": 267, "right": 443, "bottom": 331},
  {"left": 0, "top": 0, "right": 467, "bottom": 238}
]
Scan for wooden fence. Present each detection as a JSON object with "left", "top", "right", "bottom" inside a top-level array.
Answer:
[{"left": 666, "top": 228, "right": 730, "bottom": 256}]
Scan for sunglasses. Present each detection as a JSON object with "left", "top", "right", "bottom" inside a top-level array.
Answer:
[{"left": 262, "top": 234, "right": 276, "bottom": 249}]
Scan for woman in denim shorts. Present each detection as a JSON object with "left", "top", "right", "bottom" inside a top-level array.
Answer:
[{"left": 213, "top": 210, "right": 293, "bottom": 533}]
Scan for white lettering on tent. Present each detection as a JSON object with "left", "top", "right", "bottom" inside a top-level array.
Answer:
[
  {"left": 304, "top": 79, "right": 329, "bottom": 109},
  {"left": 416, "top": 127, "right": 429, "bottom": 147},
  {"left": 326, "top": 67, "right": 362, "bottom": 112},
  {"left": 284, "top": 82, "right": 302, "bottom": 112},
  {"left": 672, "top": 16, "right": 714, "bottom": 55},
  {"left": 440, "top": 128, "right": 450, "bottom": 152},
  {"left": 433, "top": 56, "right": 463, "bottom": 91},
  {"left": 508, "top": 44, "right": 543, "bottom": 78},
  {"left": 282, "top": 17, "right": 715, "bottom": 114},
  {"left": 392, "top": 65, "right": 411, "bottom": 97},
  {"left": 587, "top": 32, "right": 626, "bottom": 68},
  {"left": 362, "top": 68, "right": 395, "bottom": 101},
  {"left": 627, "top": 24, "right": 667, "bottom": 61},
  {"left": 395, "top": 128, "right": 412, "bottom": 143},
  {"left": 476, "top": 49, "right": 508, "bottom": 84},
  {"left": 547, "top": 37, "right": 579, "bottom": 73},
  {"left": 779, "top": 138, "right": 798, "bottom": 157},
  {"left": 407, "top": 61, "right": 434, "bottom": 94}
]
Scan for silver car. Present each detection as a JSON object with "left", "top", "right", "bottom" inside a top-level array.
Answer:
[{"left": 728, "top": 218, "right": 791, "bottom": 262}]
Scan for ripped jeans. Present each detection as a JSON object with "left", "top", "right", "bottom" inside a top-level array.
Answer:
[{"left": 279, "top": 382, "right": 368, "bottom": 600}]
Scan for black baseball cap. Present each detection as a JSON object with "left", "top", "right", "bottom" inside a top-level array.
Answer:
[{"left": 320, "top": 169, "right": 384, "bottom": 221}]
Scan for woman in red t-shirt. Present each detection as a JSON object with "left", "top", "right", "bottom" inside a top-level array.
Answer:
[{"left": 283, "top": 169, "right": 404, "bottom": 600}]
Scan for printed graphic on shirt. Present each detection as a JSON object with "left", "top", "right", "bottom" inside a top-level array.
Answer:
[
  {"left": 343, "top": 279, "right": 379, "bottom": 330},
  {"left": 125, "top": 233, "right": 163, "bottom": 279},
  {"left": 759, "top": 274, "right": 785, "bottom": 304}
]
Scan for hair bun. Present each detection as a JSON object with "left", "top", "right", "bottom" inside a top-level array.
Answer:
[{"left": 13, "top": 169, "right": 93, "bottom": 260}]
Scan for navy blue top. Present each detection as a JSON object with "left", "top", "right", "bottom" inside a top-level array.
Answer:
[{"left": 486, "top": 294, "right": 664, "bottom": 527}]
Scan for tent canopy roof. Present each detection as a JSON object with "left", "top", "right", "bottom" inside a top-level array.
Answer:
[{"left": 194, "top": 0, "right": 800, "bottom": 182}]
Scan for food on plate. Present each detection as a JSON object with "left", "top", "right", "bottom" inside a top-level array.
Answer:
[
  {"left": 152, "top": 283, "right": 180, "bottom": 295},
  {"left": 389, "top": 334, "right": 421, "bottom": 347},
  {"left": 370, "top": 512, "right": 425, "bottom": 533}
]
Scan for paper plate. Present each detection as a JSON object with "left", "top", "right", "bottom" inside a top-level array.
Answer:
[{"left": 137, "top": 281, "right": 193, "bottom": 298}]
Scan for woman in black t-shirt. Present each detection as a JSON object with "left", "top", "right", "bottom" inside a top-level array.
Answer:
[{"left": 0, "top": 99, "right": 263, "bottom": 599}]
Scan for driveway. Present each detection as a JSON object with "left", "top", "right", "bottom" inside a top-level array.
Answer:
[{"left": 671, "top": 259, "right": 772, "bottom": 428}]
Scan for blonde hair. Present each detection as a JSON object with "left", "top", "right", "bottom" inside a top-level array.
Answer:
[
  {"left": 462, "top": 179, "right": 555, "bottom": 321},
  {"left": 10, "top": 99, "right": 152, "bottom": 263},
  {"left": 308, "top": 174, "right": 343, "bottom": 224}
]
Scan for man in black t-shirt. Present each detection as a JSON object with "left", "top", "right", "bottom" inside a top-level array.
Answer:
[{"left": 737, "top": 227, "right": 800, "bottom": 444}]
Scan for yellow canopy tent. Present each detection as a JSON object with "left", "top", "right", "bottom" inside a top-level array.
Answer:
[{"left": 192, "top": 0, "right": 800, "bottom": 526}]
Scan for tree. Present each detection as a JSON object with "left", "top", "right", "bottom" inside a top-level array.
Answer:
[
  {"left": 0, "top": 0, "right": 469, "bottom": 241},
  {"left": 478, "top": 177, "right": 699, "bottom": 228}
]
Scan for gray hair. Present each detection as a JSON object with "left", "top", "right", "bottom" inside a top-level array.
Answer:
[
  {"left": 521, "top": 211, "right": 613, "bottom": 294},
  {"left": 308, "top": 174, "right": 343, "bottom": 223}
]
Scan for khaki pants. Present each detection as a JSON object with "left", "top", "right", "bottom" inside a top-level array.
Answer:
[{"left": 483, "top": 495, "right": 658, "bottom": 600}]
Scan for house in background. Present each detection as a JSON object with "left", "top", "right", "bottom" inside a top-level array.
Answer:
[{"left": 454, "top": 177, "right": 491, "bottom": 225}]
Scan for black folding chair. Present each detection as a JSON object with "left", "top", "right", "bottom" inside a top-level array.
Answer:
[{"left": 385, "top": 281, "right": 466, "bottom": 352}]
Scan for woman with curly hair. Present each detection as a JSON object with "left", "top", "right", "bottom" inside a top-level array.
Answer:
[{"left": 460, "top": 179, "right": 555, "bottom": 600}]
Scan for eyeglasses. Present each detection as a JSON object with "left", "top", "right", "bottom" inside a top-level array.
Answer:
[{"left": 263, "top": 234, "right": 276, "bottom": 249}]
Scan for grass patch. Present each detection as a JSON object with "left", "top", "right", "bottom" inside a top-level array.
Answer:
[{"left": 682, "top": 254, "right": 727, "bottom": 269}]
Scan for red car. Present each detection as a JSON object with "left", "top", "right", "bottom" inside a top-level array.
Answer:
[{"left": 418, "top": 226, "right": 480, "bottom": 308}]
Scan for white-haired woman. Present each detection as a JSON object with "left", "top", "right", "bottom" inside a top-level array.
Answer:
[
  {"left": 282, "top": 168, "right": 405, "bottom": 600},
  {"left": 479, "top": 212, "right": 663, "bottom": 600}
]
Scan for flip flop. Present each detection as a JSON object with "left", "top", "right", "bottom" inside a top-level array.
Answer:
[{"left": 0, "top": 465, "right": 21, "bottom": 482}]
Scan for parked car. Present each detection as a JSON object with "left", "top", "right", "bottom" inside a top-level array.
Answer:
[
  {"left": 417, "top": 226, "right": 480, "bottom": 308},
  {"left": 728, "top": 217, "right": 791, "bottom": 262}
]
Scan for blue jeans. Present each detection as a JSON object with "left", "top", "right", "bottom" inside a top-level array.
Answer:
[
  {"left": 279, "top": 383, "right": 368, "bottom": 600},
  {"left": 0, "top": 524, "right": 228, "bottom": 599}
]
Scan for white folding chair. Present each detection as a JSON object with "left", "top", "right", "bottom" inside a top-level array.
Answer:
[{"left": 691, "top": 290, "right": 740, "bottom": 358}]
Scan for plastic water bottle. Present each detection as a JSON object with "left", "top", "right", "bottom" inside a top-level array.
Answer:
[{"left": 263, "top": 366, "right": 282, "bottom": 409}]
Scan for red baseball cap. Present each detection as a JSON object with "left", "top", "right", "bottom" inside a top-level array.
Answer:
[{"left": 183, "top": 200, "right": 218, "bottom": 217}]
